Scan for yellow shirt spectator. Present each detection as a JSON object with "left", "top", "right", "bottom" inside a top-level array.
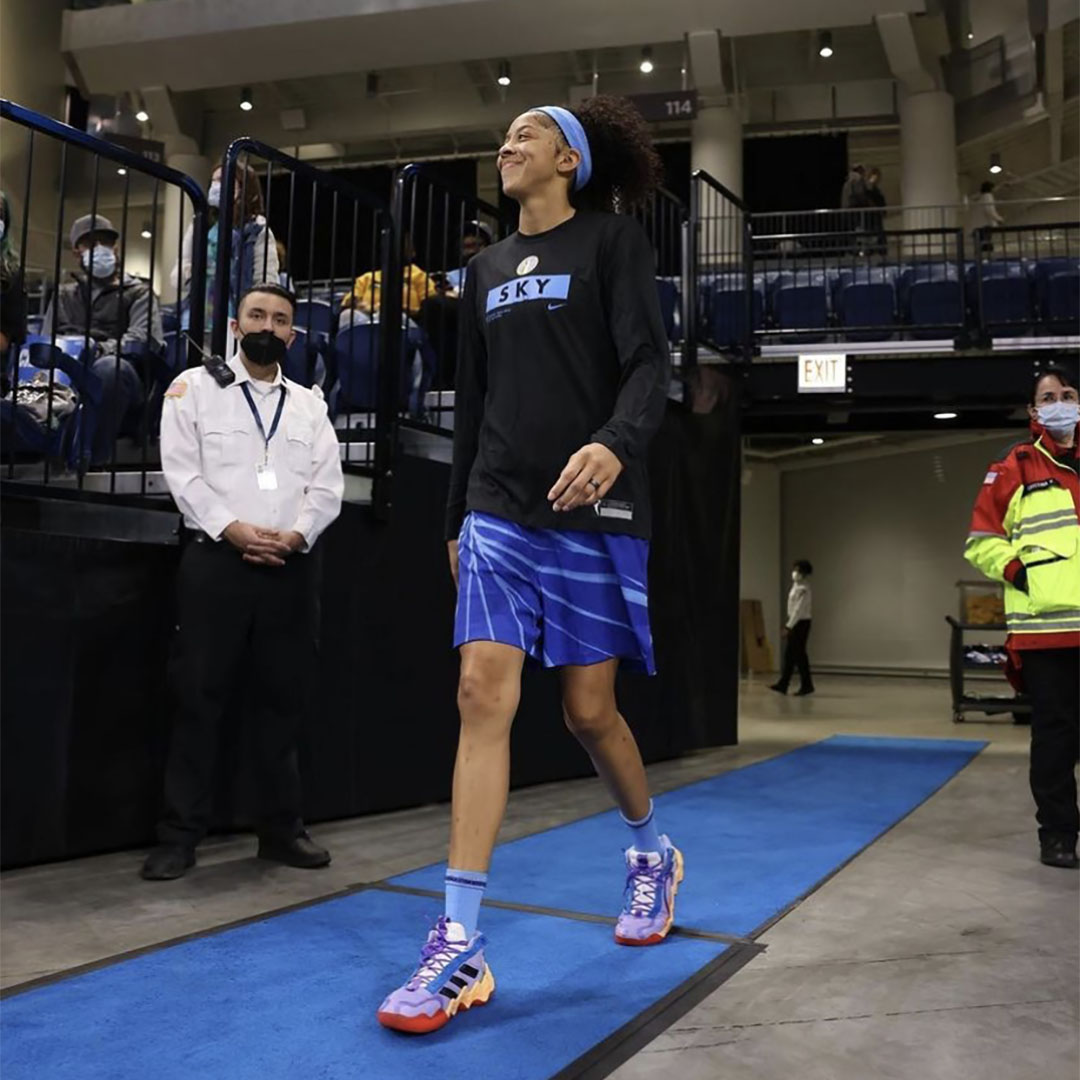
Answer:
[{"left": 341, "top": 264, "right": 435, "bottom": 318}]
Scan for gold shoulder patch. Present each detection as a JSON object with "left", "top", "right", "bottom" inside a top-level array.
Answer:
[{"left": 164, "top": 379, "right": 188, "bottom": 399}]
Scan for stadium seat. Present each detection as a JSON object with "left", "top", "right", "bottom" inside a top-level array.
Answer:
[
  {"left": 706, "top": 279, "right": 763, "bottom": 349},
  {"left": 773, "top": 271, "right": 830, "bottom": 340},
  {"left": 835, "top": 282, "right": 896, "bottom": 339},
  {"left": 294, "top": 298, "right": 335, "bottom": 344},
  {"left": 655, "top": 278, "right": 679, "bottom": 342},
  {"left": 969, "top": 262, "right": 1031, "bottom": 332}
]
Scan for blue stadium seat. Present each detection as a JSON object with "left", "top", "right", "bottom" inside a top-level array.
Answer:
[
  {"left": 160, "top": 305, "right": 179, "bottom": 336},
  {"left": 294, "top": 298, "right": 335, "bottom": 344},
  {"left": 332, "top": 324, "right": 380, "bottom": 411},
  {"left": 773, "top": 271, "right": 830, "bottom": 340},
  {"left": 969, "top": 262, "right": 1031, "bottom": 332},
  {"left": 655, "top": 278, "right": 679, "bottom": 342},
  {"left": 907, "top": 280, "right": 963, "bottom": 335},
  {"left": 283, "top": 327, "right": 323, "bottom": 388},
  {"left": 835, "top": 283, "right": 895, "bottom": 339},
  {"left": 707, "top": 281, "right": 763, "bottom": 348},
  {"left": 1031, "top": 258, "right": 1080, "bottom": 329}
]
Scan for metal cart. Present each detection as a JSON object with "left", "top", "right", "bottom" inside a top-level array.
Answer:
[{"left": 946, "top": 580, "right": 1030, "bottom": 724}]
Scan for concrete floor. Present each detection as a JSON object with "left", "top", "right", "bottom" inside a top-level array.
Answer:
[{"left": 2, "top": 675, "right": 1077, "bottom": 1080}]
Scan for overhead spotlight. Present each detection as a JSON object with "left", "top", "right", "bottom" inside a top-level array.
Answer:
[
  {"left": 116, "top": 167, "right": 127, "bottom": 177},
  {"left": 934, "top": 411, "right": 958, "bottom": 420},
  {"left": 239, "top": 87, "right": 254, "bottom": 112},
  {"left": 811, "top": 437, "right": 825, "bottom": 446},
  {"left": 639, "top": 46, "right": 654, "bottom": 74},
  {"left": 989, "top": 151, "right": 1002, "bottom": 174},
  {"left": 134, "top": 96, "right": 150, "bottom": 124},
  {"left": 818, "top": 31, "right": 834, "bottom": 58},
  {"left": 966, "top": 29, "right": 974, "bottom": 40},
  {"left": 140, "top": 223, "right": 152, "bottom": 239},
  {"left": 497, "top": 60, "right": 511, "bottom": 87},
  {"left": 366, "top": 73, "right": 380, "bottom": 99}
]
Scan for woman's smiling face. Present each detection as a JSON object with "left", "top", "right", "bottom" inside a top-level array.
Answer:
[{"left": 497, "top": 112, "right": 579, "bottom": 200}]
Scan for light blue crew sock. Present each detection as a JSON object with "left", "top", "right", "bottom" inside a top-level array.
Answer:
[
  {"left": 620, "top": 800, "right": 664, "bottom": 854},
  {"left": 444, "top": 868, "right": 488, "bottom": 937}
]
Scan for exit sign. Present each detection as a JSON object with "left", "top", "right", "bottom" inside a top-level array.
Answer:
[
  {"left": 627, "top": 91, "right": 698, "bottom": 123},
  {"left": 798, "top": 353, "right": 848, "bottom": 393}
]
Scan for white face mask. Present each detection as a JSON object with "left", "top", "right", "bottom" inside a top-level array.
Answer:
[
  {"left": 0, "top": 219, "right": 6, "bottom": 243},
  {"left": 208, "top": 180, "right": 222, "bottom": 208},
  {"left": 1037, "top": 401, "right": 1080, "bottom": 438},
  {"left": 81, "top": 244, "right": 117, "bottom": 279}
]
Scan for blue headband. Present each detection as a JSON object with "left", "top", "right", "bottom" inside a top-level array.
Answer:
[{"left": 534, "top": 106, "right": 593, "bottom": 191}]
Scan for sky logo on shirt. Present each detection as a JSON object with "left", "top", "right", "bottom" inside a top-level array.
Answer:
[{"left": 486, "top": 274, "right": 571, "bottom": 315}]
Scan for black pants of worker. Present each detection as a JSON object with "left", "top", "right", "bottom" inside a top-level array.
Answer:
[
  {"left": 157, "top": 539, "right": 316, "bottom": 849},
  {"left": 777, "top": 619, "right": 814, "bottom": 693},
  {"left": 415, "top": 295, "right": 460, "bottom": 390},
  {"left": 1023, "top": 647, "right": 1080, "bottom": 845}
]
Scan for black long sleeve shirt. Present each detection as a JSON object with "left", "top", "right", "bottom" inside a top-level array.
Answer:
[{"left": 445, "top": 210, "right": 670, "bottom": 541}]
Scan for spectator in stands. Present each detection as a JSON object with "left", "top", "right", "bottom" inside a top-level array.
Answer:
[
  {"left": 864, "top": 167, "right": 887, "bottom": 254},
  {"left": 338, "top": 234, "right": 434, "bottom": 329},
  {"left": 965, "top": 366, "right": 1079, "bottom": 870},
  {"left": 445, "top": 220, "right": 493, "bottom": 292},
  {"left": 275, "top": 239, "right": 294, "bottom": 292},
  {"left": 771, "top": 560, "right": 815, "bottom": 696},
  {"left": 840, "top": 163, "right": 867, "bottom": 211},
  {"left": 41, "top": 213, "right": 163, "bottom": 465},
  {"left": 970, "top": 180, "right": 1005, "bottom": 253},
  {"left": 415, "top": 222, "right": 494, "bottom": 390},
  {"left": 0, "top": 191, "right": 27, "bottom": 356},
  {"left": 172, "top": 162, "right": 279, "bottom": 333},
  {"left": 143, "top": 282, "right": 343, "bottom": 881}
]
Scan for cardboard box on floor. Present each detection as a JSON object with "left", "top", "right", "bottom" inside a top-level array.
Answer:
[{"left": 740, "top": 599, "right": 774, "bottom": 674}]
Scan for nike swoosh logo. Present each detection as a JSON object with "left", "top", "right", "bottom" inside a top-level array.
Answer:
[{"left": 547, "top": 303, "right": 567, "bottom": 311}]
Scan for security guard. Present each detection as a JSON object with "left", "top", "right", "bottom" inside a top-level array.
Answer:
[
  {"left": 965, "top": 365, "right": 1079, "bottom": 870},
  {"left": 142, "top": 283, "right": 344, "bottom": 881}
]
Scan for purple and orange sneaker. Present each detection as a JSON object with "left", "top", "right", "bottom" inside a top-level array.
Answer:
[
  {"left": 376, "top": 916, "right": 495, "bottom": 1034},
  {"left": 615, "top": 836, "right": 684, "bottom": 946}
]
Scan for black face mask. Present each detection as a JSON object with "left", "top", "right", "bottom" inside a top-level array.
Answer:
[{"left": 240, "top": 329, "right": 288, "bottom": 368}]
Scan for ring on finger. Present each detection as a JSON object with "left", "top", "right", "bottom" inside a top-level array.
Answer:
[{"left": 588, "top": 478, "right": 601, "bottom": 491}]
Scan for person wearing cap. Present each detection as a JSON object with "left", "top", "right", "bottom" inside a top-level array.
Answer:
[
  {"left": 444, "top": 220, "right": 493, "bottom": 292},
  {"left": 40, "top": 213, "right": 164, "bottom": 464},
  {"left": 376, "top": 97, "right": 676, "bottom": 1036},
  {"left": 142, "top": 282, "right": 343, "bottom": 882}
]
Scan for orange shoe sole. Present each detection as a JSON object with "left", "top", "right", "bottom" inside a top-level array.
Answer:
[
  {"left": 377, "top": 967, "right": 495, "bottom": 1035},
  {"left": 615, "top": 847, "right": 685, "bottom": 947}
]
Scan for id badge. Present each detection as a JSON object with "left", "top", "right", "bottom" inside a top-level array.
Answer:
[{"left": 256, "top": 463, "right": 278, "bottom": 491}]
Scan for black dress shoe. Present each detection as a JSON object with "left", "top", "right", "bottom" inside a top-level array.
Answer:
[
  {"left": 769, "top": 683, "right": 787, "bottom": 694},
  {"left": 257, "top": 831, "right": 331, "bottom": 869},
  {"left": 794, "top": 687, "right": 816, "bottom": 696},
  {"left": 141, "top": 844, "right": 196, "bottom": 881},
  {"left": 1040, "top": 837, "right": 1079, "bottom": 869}
]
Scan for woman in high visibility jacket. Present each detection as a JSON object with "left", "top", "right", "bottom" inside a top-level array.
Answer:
[{"left": 965, "top": 365, "right": 1079, "bottom": 869}]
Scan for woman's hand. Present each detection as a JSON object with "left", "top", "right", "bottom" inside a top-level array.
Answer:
[{"left": 548, "top": 442, "right": 623, "bottom": 513}]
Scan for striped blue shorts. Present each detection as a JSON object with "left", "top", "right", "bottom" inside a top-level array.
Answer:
[{"left": 454, "top": 512, "right": 655, "bottom": 673}]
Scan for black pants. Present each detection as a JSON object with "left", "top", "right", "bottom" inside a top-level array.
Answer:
[
  {"left": 157, "top": 540, "right": 316, "bottom": 848},
  {"left": 1022, "top": 648, "right": 1080, "bottom": 844},
  {"left": 414, "top": 295, "right": 460, "bottom": 391},
  {"left": 777, "top": 619, "right": 814, "bottom": 692}
]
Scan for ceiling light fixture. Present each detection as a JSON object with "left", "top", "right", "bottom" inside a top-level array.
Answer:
[
  {"left": 818, "top": 30, "right": 834, "bottom": 58},
  {"left": 639, "top": 46, "right": 654, "bottom": 74},
  {"left": 134, "top": 94, "right": 149, "bottom": 124},
  {"left": 116, "top": 167, "right": 127, "bottom": 177},
  {"left": 811, "top": 437, "right": 825, "bottom": 446},
  {"left": 140, "top": 223, "right": 152, "bottom": 239},
  {"left": 934, "top": 411, "right": 958, "bottom": 420},
  {"left": 988, "top": 151, "right": 1002, "bottom": 174},
  {"left": 497, "top": 60, "right": 511, "bottom": 87},
  {"left": 239, "top": 87, "right": 254, "bottom": 112}
]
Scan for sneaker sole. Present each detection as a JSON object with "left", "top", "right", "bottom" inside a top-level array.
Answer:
[
  {"left": 615, "top": 847, "right": 685, "bottom": 947},
  {"left": 376, "top": 965, "right": 496, "bottom": 1035}
]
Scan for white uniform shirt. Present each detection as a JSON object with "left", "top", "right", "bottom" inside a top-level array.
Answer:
[
  {"left": 160, "top": 355, "right": 343, "bottom": 549},
  {"left": 786, "top": 581, "right": 812, "bottom": 628}
]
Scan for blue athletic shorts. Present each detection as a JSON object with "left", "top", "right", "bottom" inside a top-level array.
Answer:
[{"left": 454, "top": 511, "right": 655, "bottom": 673}]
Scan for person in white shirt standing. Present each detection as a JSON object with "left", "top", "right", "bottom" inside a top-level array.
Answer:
[
  {"left": 142, "top": 283, "right": 344, "bottom": 881},
  {"left": 771, "top": 560, "right": 815, "bottom": 697}
]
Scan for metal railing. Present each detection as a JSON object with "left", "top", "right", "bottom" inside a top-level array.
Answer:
[
  {"left": 1, "top": 97, "right": 208, "bottom": 498},
  {"left": 390, "top": 164, "right": 513, "bottom": 436},
  {"left": 214, "top": 138, "right": 396, "bottom": 513},
  {"left": 689, "top": 170, "right": 753, "bottom": 365},
  {"left": 631, "top": 186, "right": 688, "bottom": 355}
]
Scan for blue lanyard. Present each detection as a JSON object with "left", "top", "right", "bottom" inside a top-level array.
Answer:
[{"left": 240, "top": 382, "right": 286, "bottom": 459}]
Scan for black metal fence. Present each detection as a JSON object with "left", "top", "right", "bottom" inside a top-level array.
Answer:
[
  {"left": 214, "top": 138, "right": 396, "bottom": 512},
  {"left": 631, "top": 186, "right": 688, "bottom": 360},
  {"left": 390, "top": 164, "right": 513, "bottom": 436},
  {"left": 1, "top": 97, "right": 208, "bottom": 497},
  {"left": 689, "top": 171, "right": 753, "bottom": 365}
]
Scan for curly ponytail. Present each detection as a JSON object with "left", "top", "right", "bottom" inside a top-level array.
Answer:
[{"left": 531, "top": 96, "right": 664, "bottom": 213}]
